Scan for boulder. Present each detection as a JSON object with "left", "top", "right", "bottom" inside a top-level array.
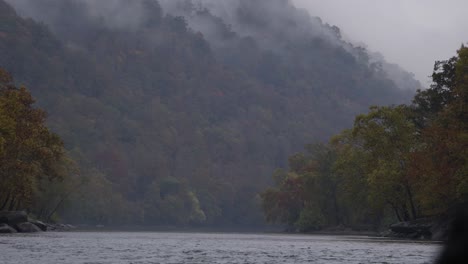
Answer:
[
  {"left": 15, "top": 222, "right": 42, "bottom": 233},
  {"left": 46, "top": 223, "right": 76, "bottom": 232},
  {"left": 30, "top": 220, "right": 48, "bottom": 231},
  {"left": 58, "top": 224, "right": 76, "bottom": 231},
  {"left": 0, "top": 223, "right": 17, "bottom": 234},
  {"left": 389, "top": 220, "right": 432, "bottom": 239},
  {"left": 0, "top": 211, "right": 28, "bottom": 225},
  {"left": 46, "top": 223, "right": 57, "bottom": 231}
]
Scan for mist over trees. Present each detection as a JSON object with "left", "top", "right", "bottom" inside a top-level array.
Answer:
[{"left": 1, "top": 0, "right": 420, "bottom": 226}]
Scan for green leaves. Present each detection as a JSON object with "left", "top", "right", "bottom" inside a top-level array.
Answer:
[{"left": 262, "top": 46, "right": 468, "bottom": 230}]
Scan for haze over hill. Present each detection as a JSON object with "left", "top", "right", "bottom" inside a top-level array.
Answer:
[
  {"left": 1, "top": 0, "right": 419, "bottom": 226},
  {"left": 293, "top": 0, "right": 468, "bottom": 85}
]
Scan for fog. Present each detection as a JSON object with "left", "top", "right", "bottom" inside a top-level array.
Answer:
[
  {"left": 159, "top": 0, "right": 339, "bottom": 49},
  {"left": 6, "top": 0, "right": 160, "bottom": 30},
  {"left": 293, "top": 0, "right": 468, "bottom": 85},
  {"left": 6, "top": 0, "right": 451, "bottom": 88}
]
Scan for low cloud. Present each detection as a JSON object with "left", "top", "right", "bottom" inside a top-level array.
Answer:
[{"left": 292, "top": 0, "right": 468, "bottom": 85}]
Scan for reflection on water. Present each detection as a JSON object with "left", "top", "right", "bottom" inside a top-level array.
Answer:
[{"left": 0, "top": 232, "right": 440, "bottom": 264}]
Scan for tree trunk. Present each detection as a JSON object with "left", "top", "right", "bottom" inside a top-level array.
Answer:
[
  {"left": 405, "top": 184, "right": 418, "bottom": 220},
  {"left": 333, "top": 193, "right": 341, "bottom": 225},
  {"left": 401, "top": 204, "right": 410, "bottom": 221},
  {"left": 391, "top": 204, "right": 402, "bottom": 222},
  {"left": 37, "top": 207, "right": 45, "bottom": 220},
  {"left": 46, "top": 187, "right": 77, "bottom": 221},
  {"left": 8, "top": 197, "right": 16, "bottom": 211},
  {"left": 47, "top": 198, "right": 65, "bottom": 221},
  {"left": 0, "top": 192, "right": 11, "bottom": 211}
]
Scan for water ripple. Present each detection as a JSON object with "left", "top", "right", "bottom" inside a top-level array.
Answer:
[{"left": 0, "top": 232, "right": 440, "bottom": 264}]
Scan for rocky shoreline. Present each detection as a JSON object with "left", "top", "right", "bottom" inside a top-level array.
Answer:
[
  {"left": 0, "top": 211, "right": 451, "bottom": 241},
  {"left": 380, "top": 217, "right": 450, "bottom": 241},
  {"left": 302, "top": 217, "right": 450, "bottom": 241},
  {"left": 0, "top": 211, "right": 75, "bottom": 234}
]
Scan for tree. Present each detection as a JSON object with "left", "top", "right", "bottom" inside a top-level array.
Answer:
[
  {"left": 352, "top": 105, "right": 420, "bottom": 221},
  {"left": 261, "top": 45, "right": 468, "bottom": 231},
  {"left": 412, "top": 57, "right": 457, "bottom": 128},
  {"left": 410, "top": 45, "right": 468, "bottom": 214},
  {"left": 261, "top": 144, "right": 343, "bottom": 231},
  {"left": 331, "top": 130, "right": 379, "bottom": 227},
  {"left": 0, "top": 68, "right": 68, "bottom": 212}
]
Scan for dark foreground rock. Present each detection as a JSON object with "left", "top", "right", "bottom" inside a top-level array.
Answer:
[
  {"left": 15, "top": 222, "right": 42, "bottom": 233},
  {"left": 390, "top": 220, "right": 432, "bottom": 239},
  {"left": 0, "top": 223, "right": 17, "bottom": 233},
  {"left": 382, "top": 217, "right": 451, "bottom": 241},
  {"left": 0, "top": 211, "right": 75, "bottom": 233},
  {"left": 30, "top": 220, "right": 47, "bottom": 231}
]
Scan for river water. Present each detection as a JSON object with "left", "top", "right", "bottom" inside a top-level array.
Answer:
[{"left": 0, "top": 232, "right": 440, "bottom": 264}]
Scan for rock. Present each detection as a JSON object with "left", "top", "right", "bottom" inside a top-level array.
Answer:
[
  {"left": 57, "top": 224, "right": 69, "bottom": 231},
  {"left": 389, "top": 219, "right": 433, "bottom": 239},
  {"left": 0, "top": 223, "right": 17, "bottom": 233},
  {"left": 0, "top": 211, "right": 28, "bottom": 225},
  {"left": 15, "top": 222, "right": 42, "bottom": 233},
  {"left": 30, "top": 220, "right": 47, "bottom": 231},
  {"left": 380, "top": 229, "right": 393, "bottom": 237},
  {"left": 46, "top": 223, "right": 57, "bottom": 231},
  {"left": 47, "top": 223, "right": 76, "bottom": 232}
]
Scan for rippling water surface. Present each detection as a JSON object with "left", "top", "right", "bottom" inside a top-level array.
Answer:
[{"left": 0, "top": 232, "right": 440, "bottom": 264}]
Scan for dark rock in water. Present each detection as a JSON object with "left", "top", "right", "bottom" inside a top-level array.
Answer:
[
  {"left": 383, "top": 219, "right": 434, "bottom": 240},
  {"left": 390, "top": 221, "right": 431, "bottom": 235},
  {"left": 30, "top": 220, "right": 48, "bottom": 231},
  {"left": 384, "top": 216, "right": 454, "bottom": 240},
  {"left": 0, "top": 211, "right": 28, "bottom": 225},
  {"left": 15, "top": 222, "right": 42, "bottom": 233},
  {"left": 0, "top": 223, "right": 17, "bottom": 233}
]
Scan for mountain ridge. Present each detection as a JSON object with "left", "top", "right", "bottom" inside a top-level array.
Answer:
[{"left": 1, "top": 0, "right": 418, "bottom": 226}]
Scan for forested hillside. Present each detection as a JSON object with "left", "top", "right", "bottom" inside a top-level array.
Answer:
[
  {"left": 0, "top": 0, "right": 418, "bottom": 226},
  {"left": 262, "top": 46, "right": 468, "bottom": 232}
]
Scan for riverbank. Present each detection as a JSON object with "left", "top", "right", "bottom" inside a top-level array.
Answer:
[
  {"left": 302, "top": 218, "right": 450, "bottom": 241},
  {"left": 0, "top": 211, "right": 76, "bottom": 233},
  {"left": 0, "top": 210, "right": 449, "bottom": 242}
]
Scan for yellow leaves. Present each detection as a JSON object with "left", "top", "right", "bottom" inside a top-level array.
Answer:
[
  {"left": 0, "top": 67, "right": 68, "bottom": 209},
  {"left": 0, "top": 68, "right": 12, "bottom": 85}
]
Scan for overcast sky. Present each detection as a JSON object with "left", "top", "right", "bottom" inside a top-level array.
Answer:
[{"left": 292, "top": 0, "right": 468, "bottom": 86}]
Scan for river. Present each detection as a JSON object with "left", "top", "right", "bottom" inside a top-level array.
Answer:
[{"left": 0, "top": 232, "right": 440, "bottom": 264}]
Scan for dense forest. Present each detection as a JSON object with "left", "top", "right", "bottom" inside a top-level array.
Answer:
[
  {"left": 1, "top": 0, "right": 420, "bottom": 227},
  {"left": 262, "top": 46, "right": 468, "bottom": 232}
]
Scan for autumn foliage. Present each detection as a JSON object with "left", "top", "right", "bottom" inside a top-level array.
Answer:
[
  {"left": 0, "top": 68, "right": 71, "bottom": 218},
  {"left": 262, "top": 46, "right": 468, "bottom": 231}
]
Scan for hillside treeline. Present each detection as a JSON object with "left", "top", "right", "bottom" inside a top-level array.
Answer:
[
  {"left": 1, "top": 0, "right": 417, "bottom": 226},
  {"left": 0, "top": 68, "right": 77, "bottom": 221},
  {"left": 262, "top": 46, "right": 468, "bottom": 231}
]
